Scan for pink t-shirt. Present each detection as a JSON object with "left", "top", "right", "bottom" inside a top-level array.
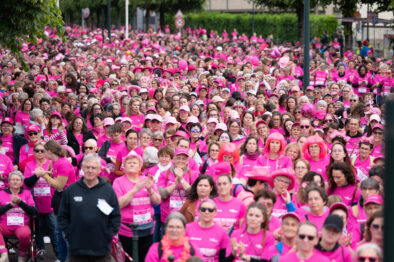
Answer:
[
  {"left": 278, "top": 250, "right": 330, "bottom": 262},
  {"left": 308, "top": 157, "right": 329, "bottom": 181},
  {"left": 145, "top": 241, "right": 202, "bottom": 262},
  {"left": 186, "top": 222, "right": 229, "bottom": 262},
  {"left": 214, "top": 197, "right": 246, "bottom": 233},
  {"left": 2, "top": 135, "right": 14, "bottom": 163},
  {"left": 272, "top": 194, "right": 289, "bottom": 218},
  {"left": 97, "top": 135, "right": 110, "bottom": 148},
  {"left": 297, "top": 208, "right": 329, "bottom": 234},
  {"left": 228, "top": 229, "right": 275, "bottom": 260},
  {"left": 116, "top": 146, "right": 144, "bottom": 170},
  {"left": 19, "top": 144, "right": 35, "bottom": 167},
  {"left": 52, "top": 157, "right": 76, "bottom": 189},
  {"left": 157, "top": 169, "right": 199, "bottom": 223},
  {"left": 328, "top": 184, "right": 360, "bottom": 207},
  {"left": 315, "top": 245, "right": 352, "bottom": 262},
  {"left": 106, "top": 141, "right": 126, "bottom": 181},
  {"left": 15, "top": 111, "right": 30, "bottom": 129},
  {"left": 256, "top": 155, "right": 293, "bottom": 173},
  {"left": 0, "top": 188, "right": 35, "bottom": 230},
  {"left": 266, "top": 241, "right": 293, "bottom": 260},
  {"left": 352, "top": 156, "right": 374, "bottom": 182},
  {"left": 113, "top": 175, "right": 158, "bottom": 237},
  {"left": 24, "top": 159, "right": 53, "bottom": 213},
  {"left": 0, "top": 153, "right": 14, "bottom": 189}
]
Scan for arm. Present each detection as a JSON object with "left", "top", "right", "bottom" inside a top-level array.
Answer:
[
  {"left": 59, "top": 130, "right": 68, "bottom": 145},
  {"left": 18, "top": 200, "right": 37, "bottom": 216},
  {"left": 158, "top": 181, "right": 178, "bottom": 200},
  {"left": 24, "top": 174, "right": 40, "bottom": 188},
  {"left": 117, "top": 186, "right": 141, "bottom": 208},
  {"left": 0, "top": 204, "right": 13, "bottom": 215},
  {"left": 114, "top": 160, "right": 125, "bottom": 177},
  {"left": 98, "top": 142, "right": 111, "bottom": 163},
  {"left": 42, "top": 174, "right": 68, "bottom": 190}
]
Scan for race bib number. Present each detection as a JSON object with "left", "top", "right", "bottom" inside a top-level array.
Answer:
[
  {"left": 133, "top": 209, "right": 152, "bottom": 224},
  {"left": 7, "top": 213, "right": 24, "bottom": 226},
  {"left": 34, "top": 186, "right": 51, "bottom": 197},
  {"left": 169, "top": 196, "right": 185, "bottom": 210},
  {"left": 358, "top": 87, "right": 367, "bottom": 93}
]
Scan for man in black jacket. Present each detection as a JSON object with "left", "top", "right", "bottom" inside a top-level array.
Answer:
[{"left": 58, "top": 154, "right": 121, "bottom": 262}]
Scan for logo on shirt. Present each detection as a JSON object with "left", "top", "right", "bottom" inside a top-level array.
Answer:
[
  {"left": 74, "top": 196, "right": 83, "bottom": 202},
  {"left": 190, "top": 237, "right": 201, "bottom": 241},
  {"left": 209, "top": 238, "right": 218, "bottom": 243},
  {"left": 229, "top": 209, "right": 237, "bottom": 213}
]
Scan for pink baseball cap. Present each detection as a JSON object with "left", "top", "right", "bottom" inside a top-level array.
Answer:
[
  {"left": 212, "top": 96, "right": 225, "bottom": 103},
  {"left": 165, "top": 116, "right": 177, "bottom": 125},
  {"left": 172, "top": 130, "right": 189, "bottom": 139},
  {"left": 121, "top": 118, "right": 132, "bottom": 124},
  {"left": 271, "top": 168, "right": 296, "bottom": 190},
  {"left": 207, "top": 118, "right": 219, "bottom": 125},
  {"left": 27, "top": 124, "right": 41, "bottom": 132},
  {"left": 179, "top": 105, "right": 190, "bottom": 112},
  {"left": 174, "top": 148, "right": 189, "bottom": 157},
  {"left": 115, "top": 117, "right": 123, "bottom": 123},
  {"left": 215, "top": 123, "right": 227, "bottom": 131},
  {"left": 187, "top": 116, "right": 199, "bottom": 124},
  {"left": 103, "top": 118, "right": 115, "bottom": 127},
  {"left": 281, "top": 212, "right": 301, "bottom": 222},
  {"left": 50, "top": 111, "right": 62, "bottom": 119},
  {"left": 245, "top": 166, "right": 272, "bottom": 186},
  {"left": 372, "top": 124, "right": 384, "bottom": 132},
  {"left": 306, "top": 85, "right": 314, "bottom": 91},
  {"left": 146, "top": 107, "right": 158, "bottom": 114},
  {"left": 364, "top": 194, "right": 383, "bottom": 206},
  {"left": 1, "top": 117, "right": 13, "bottom": 125},
  {"left": 152, "top": 114, "right": 163, "bottom": 122},
  {"left": 124, "top": 151, "right": 143, "bottom": 166}
]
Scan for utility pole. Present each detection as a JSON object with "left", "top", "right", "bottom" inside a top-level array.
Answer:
[
  {"left": 302, "top": 0, "right": 310, "bottom": 91},
  {"left": 107, "top": 0, "right": 111, "bottom": 43},
  {"left": 125, "top": 0, "right": 129, "bottom": 39}
]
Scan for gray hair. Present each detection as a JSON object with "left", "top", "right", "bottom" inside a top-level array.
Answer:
[
  {"left": 298, "top": 96, "right": 309, "bottom": 104},
  {"left": 82, "top": 154, "right": 101, "bottom": 169},
  {"left": 152, "top": 131, "right": 163, "bottom": 137},
  {"left": 9, "top": 170, "right": 24, "bottom": 182},
  {"left": 360, "top": 178, "right": 379, "bottom": 191},
  {"left": 18, "top": 92, "right": 29, "bottom": 101},
  {"left": 355, "top": 243, "right": 382, "bottom": 260},
  {"left": 140, "top": 128, "right": 153, "bottom": 138},
  {"left": 165, "top": 212, "right": 186, "bottom": 229},
  {"left": 143, "top": 146, "right": 159, "bottom": 164},
  {"left": 350, "top": 94, "right": 359, "bottom": 101},
  {"left": 30, "top": 108, "right": 43, "bottom": 121},
  {"left": 84, "top": 139, "right": 97, "bottom": 148},
  {"left": 316, "top": 100, "right": 327, "bottom": 109}
]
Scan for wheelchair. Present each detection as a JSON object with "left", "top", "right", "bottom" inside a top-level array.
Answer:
[{"left": 4, "top": 214, "right": 38, "bottom": 262}]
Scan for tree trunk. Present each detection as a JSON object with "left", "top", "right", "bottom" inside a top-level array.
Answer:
[
  {"left": 296, "top": 6, "right": 304, "bottom": 43},
  {"left": 159, "top": 6, "right": 165, "bottom": 30},
  {"left": 343, "top": 21, "right": 353, "bottom": 50},
  {"left": 145, "top": 9, "right": 150, "bottom": 32},
  {"left": 96, "top": 8, "right": 101, "bottom": 28},
  {"left": 116, "top": 5, "right": 121, "bottom": 29}
]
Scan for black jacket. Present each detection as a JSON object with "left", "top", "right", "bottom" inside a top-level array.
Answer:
[
  {"left": 0, "top": 133, "right": 27, "bottom": 165},
  {"left": 67, "top": 130, "right": 96, "bottom": 155},
  {"left": 98, "top": 140, "right": 111, "bottom": 163},
  {"left": 58, "top": 177, "right": 121, "bottom": 256}
]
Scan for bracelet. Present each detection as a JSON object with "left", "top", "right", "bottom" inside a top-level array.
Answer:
[{"left": 180, "top": 178, "right": 186, "bottom": 184}]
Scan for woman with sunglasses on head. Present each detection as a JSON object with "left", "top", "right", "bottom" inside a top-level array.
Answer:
[
  {"left": 227, "top": 202, "right": 275, "bottom": 262},
  {"left": 278, "top": 221, "right": 329, "bottom": 262},
  {"left": 180, "top": 175, "right": 217, "bottom": 223},
  {"left": 256, "top": 133, "right": 292, "bottom": 174},
  {"left": 185, "top": 199, "right": 229, "bottom": 262},
  {"left": 23, "top": 142, "right": 57, "bottom": 257}
]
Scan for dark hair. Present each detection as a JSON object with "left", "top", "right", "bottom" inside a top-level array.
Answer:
[
  {"left": 369, "top": 166, "right": 384, "bottom": 180},
  {"left": 286, "top": 96, "right": 298, "bottom": 112},
  {"left": 268, "top": 111, "right": 282, "bottom": 129},
  {"left": 327, "top": 162, "right": 357, "bottom": 192},
  {"left": 240, "top": 136, "right": 260, "bottom": 155},
  {"left": 306, "top": 185, "right": 328, "bottom": 205},
  {"left": 188, "top": 174, "right": 217, "bottom": 202},
  {"left": 254, "top": 189, "right": 277, "bottom": 204},
  {"left": 108, "top": 123, "right": 123, "bottom": 134},
  {"left": 125, "top": 128, "right": 139, "bottom": 142},
  {"left": 67, "top": 116, "right": 89, "bottom": 133},
  {"left": 44, "top": 140, "right": 67, "bottom": 157},
  {"left": 326, "top": 142, "right": 353, "bottom": 173},
  {"left": 365, "top": 210, "right": 383, "bottom": 242},
  {"left": 241, "top": 111, "right": 255, "bottom": 128},
  {"left": 302, "top": 171, "right": 325, "bottom": 188},
  {"left": 158, "top": 145, "right": 174, "bottom": 159},
  {"left": 246, "top": 202, "right": 269, "bottom": 249}
]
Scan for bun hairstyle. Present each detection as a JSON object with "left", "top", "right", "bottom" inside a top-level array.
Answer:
[{"left": 44, "top": 140, "right": 67, "bottom": 157}]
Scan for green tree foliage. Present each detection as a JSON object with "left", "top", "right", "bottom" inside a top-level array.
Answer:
[
  {"left": 0, "top": 0, "right": 64, "bottom": 66},
  {"left": 165, "top": 12, "right": 338, "bottom": 42}
]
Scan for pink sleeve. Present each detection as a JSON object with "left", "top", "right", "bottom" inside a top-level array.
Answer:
[
  {"left": 6, "top": 158, "right": 13, "bottom": 176},
  {"left": 23, "top": 164, "right": 33, "bottom": 179},
  {"left": 145, "top": 243, "right": 159, "bottom": 262},
  {"left": 157, "top": 171, "right": 167, "bottom": 187},
  {"left": 112, "top": 178, "right": 124, "bottom": 197}
]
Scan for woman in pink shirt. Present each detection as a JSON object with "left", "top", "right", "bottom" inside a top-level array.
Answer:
[
  {"left": 278, "top": 221, "right": 329, "bottom": 262},
  {"left": 352, "top": 139, "right": 374, "bottom": 181},
  {"left": 43, "top": 111, "right": 68, "bottom": 146},
  {"left": 239, "top": 136, "right": 260, "bottom": 176},
  {"left": 256, "top": 132, "right": 292, "bottom": 173},
  {"left": 19, "top": 124, "right": 42, "bottom": 172},
  {"left": 0, "top": 171, "right": 37, "bottom": 261},
  {"left": 302, "top": 135, "right": 329, "bottom": 180},
  {"left": 228, "top": 202, "right": 275, "bottom": 261},
  {"left": 123, "top": 98, "right": 145, "bottom": 131},
  {"left": 113, "top": 151, "right": 161, "bottom": 262},
  {"left": 371, "top": 124, "right": 384, "bottom": 158},
  {"left": 185, "top": 199, "right": 229, "bottom": 262},
  {"left": 15, "top": 99, "right": 32, "bottom": 132}
]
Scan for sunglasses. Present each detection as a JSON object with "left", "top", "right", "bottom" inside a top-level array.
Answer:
[
  {"left": 324, "top": 119, "right": 333, "bottom": 123},
  {"left": 371, "top": 224, "right": 384, "bottom": 230},
  {"left": 298, "top": 234, "right": 315, "bottom": 241},
  {"left": 373, "top": 131, "right": 383, "bottom": 135},
  {"left": 199, "top": 207, "right": 215, "bottom": 213},
  {"left": 357, "top": 257, "right": 379, "bottom": 262},
  {"left": 350, "top": 99, "right": 358, "bottom": 102},
  {"left": 190, "top": 129, "right": 201, "bottom": 133},
  {"left": 294, "top": 111, "right": 301, "bottom": 114},
  {"left": 28, "top": 132, "right": 38, "bottom": 136},
  {"left": 84, "top": 147, "right": 95, "bottom": 150},
  {"left": 34, "top": 149, "right": 45, "bottom": 153},
  {"left": 154, "top": 138, "right": 163, "bottom": 142},
  {"left": 300, "top": 125, "right": 310, "bottom": 129}
]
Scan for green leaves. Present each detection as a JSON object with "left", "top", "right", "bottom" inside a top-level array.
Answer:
[{"left": 0, "top": 0, "right": 64, "bottom": 69}]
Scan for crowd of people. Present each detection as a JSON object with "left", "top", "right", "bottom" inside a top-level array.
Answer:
[{"left": 0, "top": 24, "right": 389, "bottom": 262}]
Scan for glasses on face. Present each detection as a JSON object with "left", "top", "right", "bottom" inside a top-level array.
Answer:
[
  {"left": 154, "top": 138, "right": 163, "bottom": 142},
  {"left": 209, "top": 114, "right": 218, "bottom": 117},
  {"left": 371, "top": 224, "right": 384, "bottom": 230},
  {"left": 294, "top": 111, "right": 301, "bottom": 114},
  {"left": 210, "top": 149, "right": 219, "bottom": 153},
  {"left": 84, "top": 147, "right": 95, "bottom": 150},
  {"left": 275, "top": 178, "right": 291, "bottom": 185},
  {"left": 28, "top": 132, "right": 38, "bottom": 136},
  {"left": 373, "top": 131, "right": 383, "bottom": 135},
  {"left": 298, "top": 234, "right": 315, "bottom": 241},
  {"left": 357, "top": 256, "right": 379, "bottom": 262},
  {"left": 324, "top": 119, "right": 333, "bottom": 123},
  {"left": 295, "top": 166, "right": 306, "bottom": 170},
  {"left": 300, "top": 125, "right": 310, "bottom": 129},
  {"left": 34, "top": 149, "right": 45, "bottom": 153},
  {"left": 350, "top": 99, "right": 358, "bottom": 102},
  {"left": 190, "top": 129, "right": 201, "bottom": 133},
  {"left": 199, "top": 207, "right": 216, "bottom": 213}
]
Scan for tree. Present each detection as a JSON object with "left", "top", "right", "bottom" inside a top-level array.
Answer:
[
  {"left": 0, "top": 0, "right": 64, "bottom": 67},
  {"left": 250, "top": 0, "right": 320, "bottom": 43}
]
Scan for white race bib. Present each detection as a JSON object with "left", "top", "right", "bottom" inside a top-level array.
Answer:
[
  {"left": 133, "top": 209, "right": 152, "bottom": 224},
  {"left": 358, "top": 87, "right": 367, "bottom": 93},
  {"left": 169, "top": 196, "right": 185, "bottom": 211},
  {"left": 34, "top": 186, "right": 51, "bottom": 197},
  {"left": 7, "top": 213, "right": 24, "bottom": 226}
]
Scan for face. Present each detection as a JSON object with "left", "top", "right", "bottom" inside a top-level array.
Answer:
[
  {"left": 308, "top": 144, "right": 321, "bottom": 159},
  {"left": 373, "top": 128, "right": 383, "bottom": 142},
  {"left": 246, "top": 207, "right": 264, "bottom": 231},
  {"left": 331, "top": 209, "right": 347, "bottom": 227},
  {"left": 166, "top": 218, "right": 185, "bottom": 240},
  {"left": 73, "top": 118, "right": 83, "bottom": 131},
  {"left": 359, "top": 144, "right": 372, "bottom": 158},
  {"left": 332, "top": 169, "right": 347, "bottom": 187},
  {"left": 282, "top": 217, "right": 299, "bottom": 239},
  {"left": 321, "top": 226, "right": 342, "bottom": 246},
  {"left": 229, "top": 122, "right": 240, "bottom": 135},
  {"left": 126, "top": 133, "right": 138, "bottom": 148},
  {"left": 243, "top": 114, "right": 253, "bottom": 127},
  {"left": 50, "top": 116, "right": 61, "bottom": 126},
  {"left": 9, "top": 174, "right": 23, "bottom": 189},
  {"left": 269, "top": 140, "right": 281, "bottom": 154},
  {"left": 110, "top": 132, "right": 122, "bottom": 143},
  {"left": 246, "top": 139, "right": 258, "bottom": 154},
  {"left": 158, "top": 153, "right": 171, "bottom": 166},
  {"left": 370, "top": 217, "right": 384, "bottom": 242},
  {"left": 257, "top": 124, "right": 268, "bottom": 137},
  {"left": 209, "top": 144, "right": 220, "bottom": 160},
  {"left": 34, "top": 145, "right": 46, "bottom": 159},
  {"left": 140, "top": 133, "right": 152, "bottom": 147},
  {"left": 331, "top": 144, "right": 346, "bottom": 162},
  {"left": 286, "top": 147, "right": 299, "bottom": 161},
  {"left": 84, "top": 141, "right": 97, "bottom": 154},
  {"left": 257, "top": 197, "right": 274, "bottom": 216},
  {"left": 174, "top": 154, "right": 188, "bottom": 169},
  {"left": 197, "top": 179, "right": 213, "bottom": 199},
  {"left": 307, "top": 190, "right": 325, "bottom": 214},
  {"left": 199, "top": 201, "right": 217, "bottom": 223},
  {"left": 357, "top": 248, "right": 381, "bottom": 262},
  {"left": 364, "top": 203, "right": 382, "bottom": 218},
  {"left": 296, "top": 225, "right": 318, "bottom": 253},
  {"left": 28, "top": 129, "right": 41, "bottom": 142},
  {"left": 23, "top": 101, "right": 32, "bottom": 111},
  {"left": 274, "top": 175, "right": 291, "bottom": 194},
  {"left": 124, "top": 157, "right": 141, "bottom": 173},
  {"left": 82, "top": 160, "right": 101, "bottom": 182},
  {"left": 272, "top": 115, "right": 281, "bottom": 128},
  {"left": 219, "top": 133, "right": 230, "bottom": 143},
  {"left": 295, "top": 161, "right": 308, "bottom": 180},
  {"left": 300, "top": 120, "right": 310, "bottom": 135},
  {"left": 217, "top": 176, "right": 232, "bottom": 196}
]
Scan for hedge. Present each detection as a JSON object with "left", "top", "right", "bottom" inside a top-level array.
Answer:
[{"left": 165, "top": 12, "right": 338, "bottom": 42}]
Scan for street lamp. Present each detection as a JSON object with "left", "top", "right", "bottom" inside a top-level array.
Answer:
[{"left": 302, "top": 0, "right": 310, "bottom": 91}]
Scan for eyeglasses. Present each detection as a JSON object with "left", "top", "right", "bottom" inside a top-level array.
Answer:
[
  {"left": 154, "top": 138, "right": 163, "bottom": 142},
  {"left": 275, "top": 178, "right": 291, "bottom": 185},
  {"left": 371, "top": 224, "right": 384, "bottom": 230},
  {"left": 199, "top": 207, "right": 216, "bottom": 213},
  {"left": 300, "top": 125, "right": 310, "bottom": 129},
  {"left": 298, "top": 234, "right": 315, "bottom": 241},
  {"left": 190, "top": 129, "right": 201, "bottom": 133},
  {"left": 295, "top": 166, "right": 307, "bottom": 170},
  {"left": 209, "top": 114, "right": 218, "bottom": 117},
  {"left": 324, "top": 119, "right": 333, "bottom": 123},
  {"left": 84, "top": 147, "right": 95, "bottom": 150},
  {"left": 28, "top": 132, "right": 38, "bottom": 136},
  {"left": 34, "top": 149, "right": 45, "bottom": 153},
  {"left": 350, "top": 99, "right": 358, "bottom": 102},
  {"left": 210, "top": 149, "right": 219, "bottom": 153},
  {"left": 294, "top": 111, "right": 301, "bottom": 114},
  {"left": 357, "top": 256, "right": 380, "bottom": 262},
  {"left": 373, "top": 131, "right": 383, "bottom": 135}
]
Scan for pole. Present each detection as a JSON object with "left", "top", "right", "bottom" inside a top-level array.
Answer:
[
  {"left": 252, "top": 2, "right": 255, "bottom": 35},
  {"left": 131, "top": 222, "right": 139, "bottom": 262},
  {"left": 101, "top": 6, "right": 105, "bottom": 43},
  {"left": 302, "top": 0, "right": 310, "bottom": 91},
  {"left": 107, "top": 0, "right": 111, "bottom": 43},
  {"left": 125, "top": 0, "right": 129, "bottom": 39},
  {"left": 367, "top": 4, "right": 369, "bottom": 40},
  {"left": 81, "top": 9, "right": 85, "bottom": 31},
  {"left": 384, "top": 98, "right": 394, "bottom": 261}
]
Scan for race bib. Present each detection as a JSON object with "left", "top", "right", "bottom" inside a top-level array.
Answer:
[
  {"left": 358, "top": 87, "right": 367, "bottom": 93},
  {"left": 34, "top": 185, "right": 51, "bottom": 197},
  {"left": 133, "top": 209, "right": 152, "bottom": 224},
  {"left": 0, "top": 180, "right": 4, "bottom": 189},
  {"left": 7, "top": 213, "right": 24, "bottom": 226},
  {"left": 169, "top": 196, "right": 185, "bottom": 211},
  {"left": 271, "top": 208, "right": 287, "bottom": 218}
]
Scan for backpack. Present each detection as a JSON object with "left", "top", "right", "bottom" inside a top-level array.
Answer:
[{"left": 158, "top": 241, "right": 195, "bottom": 260}]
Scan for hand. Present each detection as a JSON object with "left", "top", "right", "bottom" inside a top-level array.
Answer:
[
  {"left": 11, "top": 195, "right": 21, "bottom": 206},
  {"left": 342, "top": 233, "right": 352, "bottom": 247},
  {"left": 280, "top": 190, "right": 291, "bottom": 204},
  {"left": 35, "top": 167, "right": 46, "bottom": 177},
  {"left": 58, "top": 124, "right": 64, "bottom": 133},
  {"left": 230, "top": 238, "right": 238, "bottom": 256},
  {"left": 174, "top": 168, "right": 184, "bottom": 181},
  {"left": 110, "top": 156, "right": 116, "bottom": 164},
  {"left": 133, "top": 179, "right": 145, "bottom": 192},
  {"left": 144, "top": 175, "right": 154, "bottom": 191}
]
